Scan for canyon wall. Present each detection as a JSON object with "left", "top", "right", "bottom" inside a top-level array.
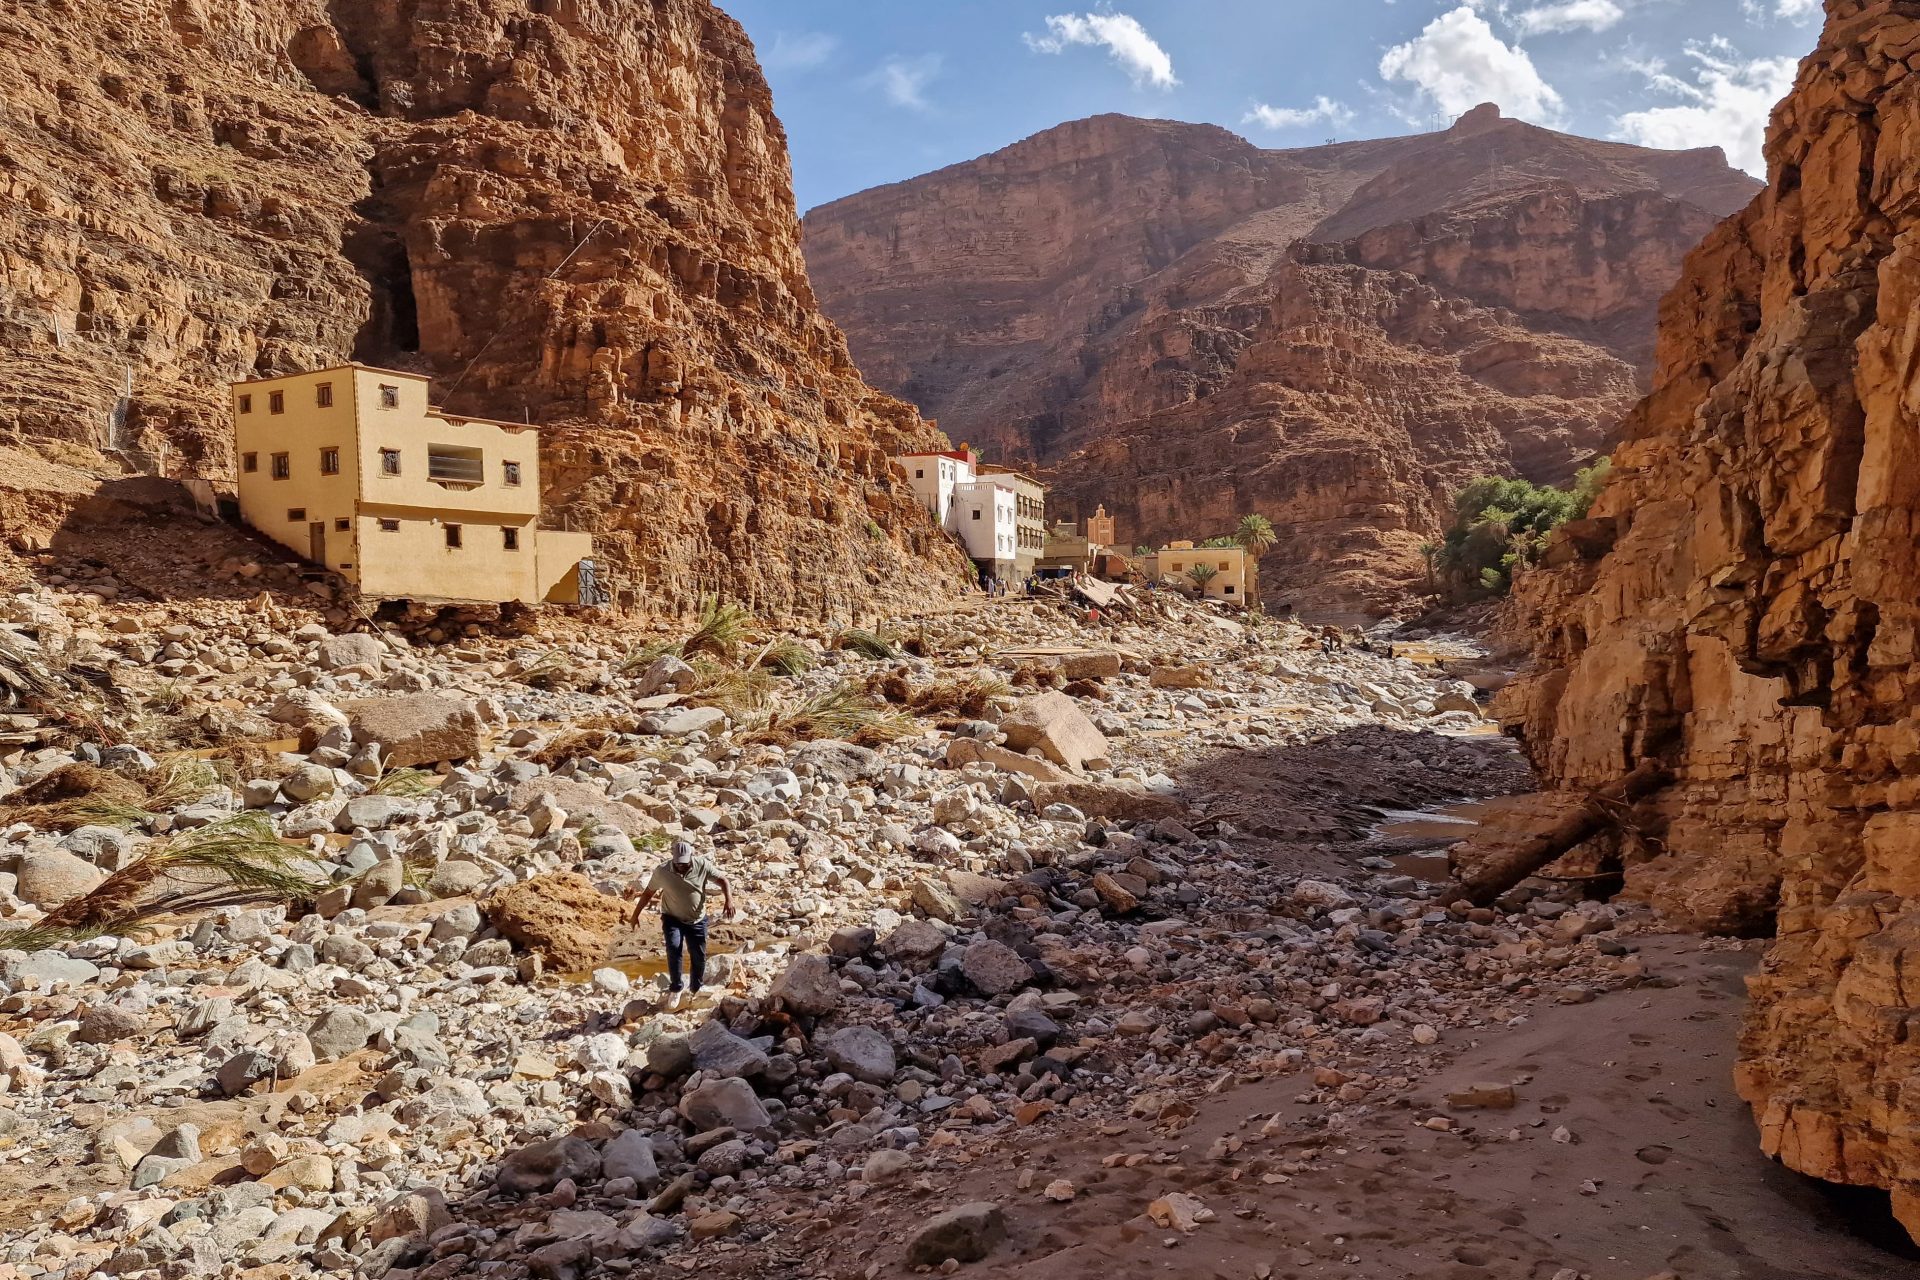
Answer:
[
  {"left": 1498, "top": 0, "right": 1920, "bottom": 1235},
  {"left": 805, "top": 108, "right": 1755, "bottom": 612},
  {"left": 0, "top": 0, "right": 968, "bottom": 618}
]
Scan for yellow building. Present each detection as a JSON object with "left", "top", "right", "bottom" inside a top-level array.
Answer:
[
  {"left": 1150, "top": 541, "right": 1250, "bottom": 604},
  {"left": 231, "top": 365, "right": 597, "bottom": 605}
]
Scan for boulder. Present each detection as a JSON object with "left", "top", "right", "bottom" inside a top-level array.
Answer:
[
  {"left": 906, "top": 1202, "right": 1006, "bottom": 1266},
  {"left": 601, "top": 1130, "right": 661, "bottom": 1186},
  {"left": 961, "top": 940, "right": 1033, "bottom": 996},
  {"left": 1149, "top": 665, "right": 1213, "bottom": 690},
  {"left": 770, "top": 954, "right": 842, "bottom": 1016},
  {"left": 1059, "top": 651, "right": 1122, "bottom": 680},
  {"left": 944, "top": 737, "right": 1075, "bottom": 783},
  {"left": 998, "top": 692, "right": 1110, "bottom": 773},
  {"left": 495, "top": 1137, "right": 602, "bottom": 1195},
  {"left": 822, "top": 1026, "right": 895, "bottom": 1084},
  {"left": 789, "top": 740, "right": 882, "bottom": 782},
  {"left": 636, "top": 655, "right": 698, "bottom": 697},
  {"left": 12, "top": 849, "right": 103, "bottom": 909},
  {"left": 483, "top": 873, "right": 627, "bottom": 973},
  {"left": 636, "top": 707, "right": 725, "bottom": 737},
  {"left": 687, "top": 1019, "right": 768, "bottom": 1078},
  {"left": 306, "top": 1008, "right": 376, "bottom": 1063},
  {"left": 315, "top": 633, "right": 387, "bottom": 671},
  {"left": 335, "top": 795, "right": 414, "bottom": 833},
  {"left": 679, "top": 1076, "right": 770, "bottom": 1131},
  {"left": 344, "top": 695, "right": 482, "bottom": 768},
  {"left": 280, "top": 763, "right": 336, "bottom": 805},
  {"left": 510, "top": 777, "right": 659, "bottom": 839},
  {"left": 911, "top": 877, "right": 965, "bottom": 923},
  {"left": 879, "top": 919, "right": 947, "bottom": 965}
]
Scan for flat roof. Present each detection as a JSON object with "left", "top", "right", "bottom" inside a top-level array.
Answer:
[
  {"left": 231, "top": 362, "right": 432, "bottom": 388},
  {"left": 978, "top": 463, "right": 1048, "bottom": 489}
]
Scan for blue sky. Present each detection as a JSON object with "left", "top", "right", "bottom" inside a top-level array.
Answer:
[{"left": 721, "top": 1, "right": 1823, "bottom": 212}]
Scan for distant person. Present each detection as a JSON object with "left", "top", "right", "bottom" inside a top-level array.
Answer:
[{"left": 629, "top": 839, "right": 733, "bottom": 1009}]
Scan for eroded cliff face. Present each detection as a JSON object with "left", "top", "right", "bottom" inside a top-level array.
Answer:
[
  {"left": 805, "top": 107, "right": 1754, "bottom": 611},
  {"left": 1498, "top": 0, "right": 1920, "bottom": 1234},
  {"left": 0, "top": 0, "right": 967, "bottom": 618}
]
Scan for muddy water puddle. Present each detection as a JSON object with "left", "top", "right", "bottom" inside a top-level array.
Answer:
[{"left": 1371, "top": 800, "right": 1488, "bottom": 882}]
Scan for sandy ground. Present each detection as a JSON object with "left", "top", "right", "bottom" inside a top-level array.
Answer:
[{"left": 799, "top": 938, "right": 1917, "bottom": 1280}]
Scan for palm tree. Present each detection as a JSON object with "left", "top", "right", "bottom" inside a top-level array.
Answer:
[
  {"left": 1185, "top": 563, "right": 1219, "bottom": 594},
  {"left": 1234, "top": 514, "right": 1277, "bottom": 608},
  {"left": 1419, "top": 542, "right": 1440, "bottom": 595}
]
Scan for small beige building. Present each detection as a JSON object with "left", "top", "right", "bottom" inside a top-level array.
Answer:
[
  {"left": 232, "top": 364, "right": 596, "bottom": 605},
  {"left": 1150, "top": 541, "right": 1250, "bottom": 604}
]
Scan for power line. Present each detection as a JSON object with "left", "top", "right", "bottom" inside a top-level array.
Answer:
[{"left": 441, "top": 217, "right": 608, "bottom": 406}]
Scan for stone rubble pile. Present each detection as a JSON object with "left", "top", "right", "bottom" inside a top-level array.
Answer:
[{"left": 0, "top": 586, "right": 1650, "bottom": 1278}]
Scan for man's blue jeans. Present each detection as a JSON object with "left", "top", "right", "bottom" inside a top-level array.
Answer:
[{"left": 662, "top": 913, "right": 708, "bottom": 991}]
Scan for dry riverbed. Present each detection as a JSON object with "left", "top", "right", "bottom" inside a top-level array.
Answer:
[{"left": 0, "top": 582, "right": 1904, "bottom": 1280}]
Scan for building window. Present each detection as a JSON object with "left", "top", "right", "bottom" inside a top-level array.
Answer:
[
  {"left": 427, "top": 444, "right": 484, "bottom": 485},
  {"left": 238, "top": 393, "right": 253, "bottom": 414},
  {"left": 444, "top": 524, "right": 462, "bottom": 549},
  {"left": 268, "top": 390, "right": 284, "bottom": 415},
  {"left": 271, "top": 453, "right": 290, "bottom": 480},
  {"left": 972, "top": 509, "right": 982, "bottom": 521},
  {"left": 378, "top": 519, "right": 400, "bottom": 533},
  {"left": 287, "top": 508, "right": 306, "bottom": 522},
  {"left": 502, "top": 461, "right": 522, "bottom": 487},
  {"left": 320, "top": 447, "right": 340, "bottom": 475},
  {"left": 502, "top": 527, "right": 520, "bottom": 551},
  {"left": 316, "top": 382, "right": 333, "bottom": 408},
  {"left": 1224, "top": 585, "right": 1236, "bottom": 595},
  {"left": 1219, "top": 561, "right": 1230, "bottom": 571},
  {"left": 915, "top": 468, "right": 925, "bottom": 479},
  {"left": 333, "top": 517, "right": 350, "bottom": 532},
  {"left": 380, "top": 448, "right": 401, "bottom": 475},
  {"left": 241, "top": 452, "right": 258, "bottom": 473},
  {"left": 379, "top": 384, "right": 400, "bottom": 408}
]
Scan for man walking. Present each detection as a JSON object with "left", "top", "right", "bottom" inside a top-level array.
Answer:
[{"left": 629, "top": 839, "right": 733, "bottom": 1008}]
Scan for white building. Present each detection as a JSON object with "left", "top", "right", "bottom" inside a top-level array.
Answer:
[
  {"left": 897, "top": 447, "right": 1021, "bottom": 585},
  {"left": 898, "top": 448, "right": 975, "bottom": 527}
]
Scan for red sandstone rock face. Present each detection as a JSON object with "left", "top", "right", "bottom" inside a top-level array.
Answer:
[
  {"left": 1497, "top": 0, "right": 1920, "bottom": 1237},
  {"left": 0, "top": 0, "right": 968, "bottom": 619},
  {"left": 804, "top": 108, "right": 1754, "bottom": 613}
]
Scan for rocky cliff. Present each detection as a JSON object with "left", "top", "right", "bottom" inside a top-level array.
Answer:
[
  {"left": 0, "top": 0, "right": 968, "bottom": 618},
  {"left": 1498, "top": 0, "right": 1920, "bottom": 1237},
  {"left": 804, "top": 108, "right": 1755, "bottom": 611}
]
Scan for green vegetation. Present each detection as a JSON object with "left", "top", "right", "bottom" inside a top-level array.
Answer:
[
  {"left": 1199, "top": 536, "right": 1238, "bottom": 549},
  {"left": 1436, "top": 459, "right": 1610, "bottom": 597},
  {"left": 1234, "top": 513, "right": 1277, "bottom": 606},
  {"left": 5, "top": 814, "right": 321, "bottom": 952},
  {"left": 681, "top": 596, "right": 754, "bottom": 662},
  {"left": 1185, "top": 563, "right": 1220, "bottom": 592},
  {"left": 833, "top": 628, "right": 897, "bottom": 660}
]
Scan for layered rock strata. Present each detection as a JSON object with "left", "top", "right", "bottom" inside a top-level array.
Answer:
[
  {"left": 0, "top": 0, "right": 967, "bottom": 618},
  {"left": 805, "top": 108, "right": 1755, "bottom": 610},
  {"left": 1497, "top": 0, "right": 1920, "bottom": 1235}
]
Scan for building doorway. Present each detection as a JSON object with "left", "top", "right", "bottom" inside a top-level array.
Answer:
[{"left": 309, "top": 521, "right": 327, "bottom": 565}]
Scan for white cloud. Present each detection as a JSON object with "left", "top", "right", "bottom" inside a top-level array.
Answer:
[
  {"left": 863, "top": 55, "right": 942, "bottom": 112},
  {"left": 1026, "top": 13, "right": 1178, "bottom": 90},
  {"left": 1743, "top": 0, "right": 1821, "bottom": 20},
  {"left": 1613, "top": 41, "right": 1796, "bottom": 177},
  {"left": 764, "top": 32, "right": 838, "bottom": 72},
  {"left": 1379, "top": 6, "right": 1564, "bottom": 125},
  {"left": 1244, "top": 96, "right": 1357, "bottom": 132},
  {"left": 1512, "top": 0, "right": 1625, "bottom": 35}
]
